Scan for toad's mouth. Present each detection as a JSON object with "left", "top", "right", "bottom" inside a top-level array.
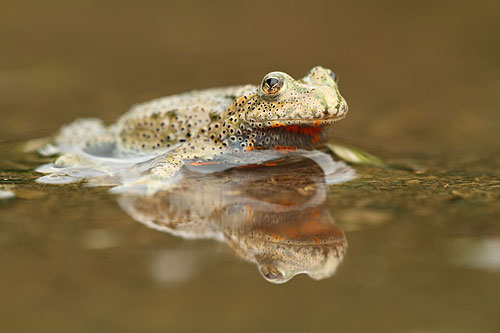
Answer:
[{"left": 249, "top": 114, "right": 346, "bottom": 128}]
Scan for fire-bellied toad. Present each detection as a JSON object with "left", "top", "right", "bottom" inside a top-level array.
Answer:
[{"left": 42, "top": 66, "right": 348, "bottom": 192}]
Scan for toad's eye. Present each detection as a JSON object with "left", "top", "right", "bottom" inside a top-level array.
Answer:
[
  {"left": 328, "top": 70, "right": 338, "bottom": 83},
  {"left": 261, "top": 73, "right": 284, "bottom": 98},
  {"left": 260, "top": 265, "right": 287, "bottom": 283}
]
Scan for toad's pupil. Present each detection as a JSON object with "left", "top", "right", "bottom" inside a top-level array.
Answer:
[{"left": 265, "top": 77, "right": 279, "bottom": 88}]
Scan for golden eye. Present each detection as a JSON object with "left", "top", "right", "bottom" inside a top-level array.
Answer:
[
  {"left": 260, "top": 265, "right": 284, "bottom": 282},
  {"left": 261, "top": 74, "right": 284, "bottom": 97}
]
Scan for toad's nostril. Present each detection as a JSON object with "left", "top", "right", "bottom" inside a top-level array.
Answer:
[{"left": 340, "top": 102, "right": 348, "bottom": 114}]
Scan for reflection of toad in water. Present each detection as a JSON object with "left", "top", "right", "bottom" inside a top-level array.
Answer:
[{"left": 118, "top": 156, "right": 351, "bottom": 283}]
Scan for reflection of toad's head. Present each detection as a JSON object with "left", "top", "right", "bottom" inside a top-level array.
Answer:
[{"left": 222, "top": 206, "right": 347, "bottom": 284}]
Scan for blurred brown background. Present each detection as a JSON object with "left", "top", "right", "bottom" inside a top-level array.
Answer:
[{"left": 1, "top": 0, "right": 499, "bottom": 154}]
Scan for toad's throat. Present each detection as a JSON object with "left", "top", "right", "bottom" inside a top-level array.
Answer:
[
  {"left": 281, "top": 125, "right": 322, "bottom": 136},
  {"left": 244, "top": 124, "right": 326, "bottom": 150}
]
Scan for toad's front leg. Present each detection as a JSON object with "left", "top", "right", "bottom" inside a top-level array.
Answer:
[{"left": 111, "top": 140, "right": 222, "bottom": 194}]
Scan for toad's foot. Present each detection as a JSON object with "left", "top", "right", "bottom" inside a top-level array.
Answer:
[
  {"left": 109, "top": 176, "right": 177, "bottom": 195},
  {"left": 110, "top": 140, "right": 220, "bottom": 194},
  {"left": 54, "top": 153, "right": 112, "bottom": 171},
  {"left": 109, "top": 158, "right": 183, "bottom": 194}
]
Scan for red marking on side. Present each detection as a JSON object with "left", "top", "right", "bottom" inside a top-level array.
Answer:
[
  {"left": 187, "top": 161, "right": 220, "bottom": 166},
  {"left": 273, "top": 145, "right": 297, "bottom": 152},
  {"left": 283, "top": 125, "right": 322, "bottom": 137},
  {"left": 234, "top": 164, "right": 260, "bottom": 169},
  {"left": 283, "top": 125, "right": 299, "bottom": 133},
  {"left": 245, "top": 144, "right": 263, "bottom": 152},
  {"left": 279, "top": 216, "right": 345, "bottom": 241},
  {"left": 271, "top": 234, "right": 284, "bottom": 241},
  {"left": 235, "top": 159, "right": 284, "bottom": 169}
]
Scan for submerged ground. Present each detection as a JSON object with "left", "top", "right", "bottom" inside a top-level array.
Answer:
[{"left": 1, "top": 0, "right": 500, "bottom": 332}]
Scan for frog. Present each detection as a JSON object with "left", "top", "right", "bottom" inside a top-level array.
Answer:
[{"left": 39, "top": 66, "right": 348, "bottom": 192}]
